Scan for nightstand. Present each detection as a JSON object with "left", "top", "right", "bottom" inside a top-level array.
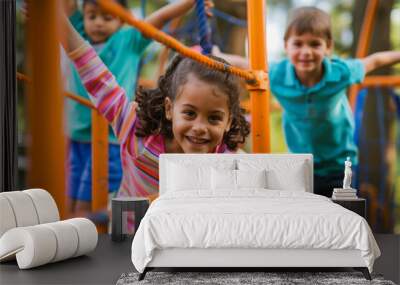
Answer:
[
  {"left": 331, "top": 198, "right": 366, "bottom": 219},
  {"left": 111, "top": 197, "right": 149, "bottom": 242}
]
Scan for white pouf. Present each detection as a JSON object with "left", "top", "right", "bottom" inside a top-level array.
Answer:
[
  {"left": 42, "top": 221, "right": 79, "bottom": 262},
  {"left": 0, "top": 191, "right": 39, "bottom": 228},
  {"left": 64, "top": 218, "right": 98, "bottom": 257},
  {"left": 0, "top": 225, "right": 57, "bottom": 269},
  {"left": 23, "top": 188, "right": 60, "bottom": 223},
  {"left": 0, "top": 218, "right": 98, "bottom": 269},
  {"left": 0, "top": 189, "right": 98, "bottom": 269},
  {"left": 0, "top": 196, "right": 17, "bottom": 237}
]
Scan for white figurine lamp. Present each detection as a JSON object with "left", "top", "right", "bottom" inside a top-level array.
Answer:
[
  {"left": 332, "top": 157, "right": 358, "bottom": 199},
  {"left": 343, "top": 157, "right": 353, "bottom": 190}
]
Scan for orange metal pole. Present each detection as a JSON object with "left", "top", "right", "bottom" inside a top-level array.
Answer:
[
  {"left": 91, "top": 111, "right": 109, "bottom": 212},
  {"left": 17, "top": 72, "right": 95, "bottom": 109},
  {"left": 91, "top": 110, "right": 109, "bottom": 233},
  {"left": 65, "top": 92, "right": 94, "bottom": 109},
  {"left": 361, "top": 75, "right": 400, "bottom": 87},
  {"left": 27, "top": 1, "right": 66, "bottom": 218},
  {"left": 247, "top": 0, "right": 270, "bottom": 153},
  {"left": 355, "top": 0, "right": 379, "bottom": 57},
  {"left": 349, "top": 0, "right": 379, "bottom": 109}
]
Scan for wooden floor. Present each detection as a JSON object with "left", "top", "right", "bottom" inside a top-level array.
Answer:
[{"left": 0, "top": 234, "right": 398, "bottom": 285}]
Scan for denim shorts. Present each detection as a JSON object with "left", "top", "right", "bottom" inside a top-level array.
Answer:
[{"left": 68, "top": 140, "right": 123, "bottom": 201}]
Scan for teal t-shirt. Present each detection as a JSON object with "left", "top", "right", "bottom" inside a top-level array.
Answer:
[
  {"left": 67, "top": 11, "right": 151, "bottom": 143},
  {"left": 269, "top": 57, "right": 365, "bottom": 175}
]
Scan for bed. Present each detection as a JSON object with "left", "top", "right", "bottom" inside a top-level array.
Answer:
[{"left": 131, "top": 154, "right": 380, "bottom": 281}]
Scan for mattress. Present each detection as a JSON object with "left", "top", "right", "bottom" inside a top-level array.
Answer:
[{"left": 131, "top": 190, "right": 380, "bottom": 273}]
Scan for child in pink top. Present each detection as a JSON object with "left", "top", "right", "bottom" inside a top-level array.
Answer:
[{"left": 64, "top": 15, "right": 250, "bottom": 201}]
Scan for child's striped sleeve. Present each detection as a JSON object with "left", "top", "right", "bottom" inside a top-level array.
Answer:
[{"left": 69, "top": 43, "right": 137, "bottom": 144}]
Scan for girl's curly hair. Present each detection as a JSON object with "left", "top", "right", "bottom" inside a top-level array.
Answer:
[{"left": 135, "top": 54, "right": 250, "bottom": 151}]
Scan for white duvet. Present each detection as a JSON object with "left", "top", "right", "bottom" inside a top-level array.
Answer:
[{"left": 131, "top": 190, "right": 380, "bottom": 273}]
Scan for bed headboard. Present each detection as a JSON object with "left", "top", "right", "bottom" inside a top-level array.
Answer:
[{"left": 159, "top": 154, "right": 313, "bottom": 195}]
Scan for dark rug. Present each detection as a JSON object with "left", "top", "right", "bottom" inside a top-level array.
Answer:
[{"left": 116, "top": 271, "right": 395, "bottom": 285}]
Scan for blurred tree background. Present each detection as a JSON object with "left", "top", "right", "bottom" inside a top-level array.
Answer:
[{"left": 15, "top": 0, "right": 400, "bottom": 232}]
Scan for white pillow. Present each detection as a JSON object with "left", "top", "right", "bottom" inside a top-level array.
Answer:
[
  {"left": 268, "top": 166, "right": 306, "bottom": 191},
  {"left": 238, "top": 159, "right": 308, "bottom": 191},
  {"left": 167, "top": 162, "right": 211, "bottom": 191},
  {"left": 211, "top": 168, "right": 237, "bottom": 190},
  {"left": 167, "top": 157, "right": 236, "bottom": 171},
  {"left": 236, "top": 169, "right": 267, "bottom": 189},
  {"left": 211, "top": 169, "right": 267, "bottom": 190}
]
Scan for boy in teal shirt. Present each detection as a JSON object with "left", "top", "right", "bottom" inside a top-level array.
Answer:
[
  {"left": 269, "top": 7, "right": 400, "bottom": 197},
  {"left": 64, "top": 0, "right": 208, "bottom": 213}
]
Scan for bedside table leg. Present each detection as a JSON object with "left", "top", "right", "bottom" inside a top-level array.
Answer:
[{"left": 112, "top": 201, "right": 123, "bottom": 242}]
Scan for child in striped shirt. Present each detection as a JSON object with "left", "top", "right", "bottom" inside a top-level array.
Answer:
[
  {"left": 63, "top": 14, "right": 250, "bottom": 203},
  {"left": 63, "top": 0, "right": 213, "bottom": 214}
]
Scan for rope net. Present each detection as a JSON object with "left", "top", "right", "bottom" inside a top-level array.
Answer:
[{"left": 97, "top": 0, "right": 258, "bottom": 84}]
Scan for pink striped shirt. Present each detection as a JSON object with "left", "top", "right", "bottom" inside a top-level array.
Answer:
[{"left": 70, "top": 44, "right": 234, "bottom": 198}]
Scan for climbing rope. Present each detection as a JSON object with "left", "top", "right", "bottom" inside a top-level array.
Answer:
[
  {"left": 195, "top": 0, "right": 212, "bottom": 55},
  {"left": 97, "top": 0, "right": 258, "bottom": 85},
  {"left": 212, "top": 8, "right": 247, "bottom": 27}
]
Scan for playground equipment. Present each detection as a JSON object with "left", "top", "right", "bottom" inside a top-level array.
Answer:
[
  {"left": 354, "top": 87, "right": 400, "bottom": 230},
  {"left": 22, "top": 0, "right": 269, "bottom": 224},
  {"left": 18, "top": 0, "right": 399, "bottom": 231},
  {"left": 349, "top": 0, "right": 400, "bottom": 108},
  {"left": 348, "top": 0, "right": 399, "bottom": 232},
  {"left": 195, "top": 0, "right": 213, "bottom": 55}
]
